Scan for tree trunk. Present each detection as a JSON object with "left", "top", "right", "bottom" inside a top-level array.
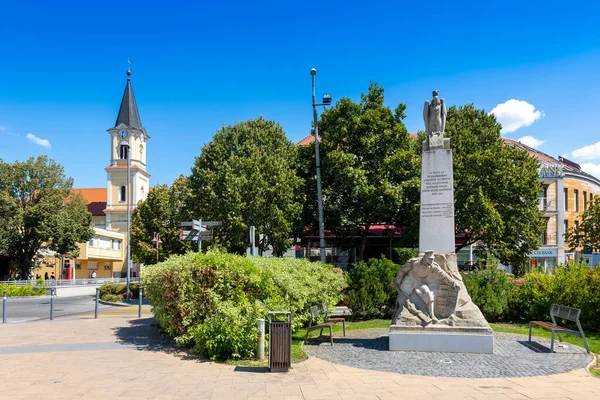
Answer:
[{"left": 357, "top": 225, "right": 370, "bottom": 261}]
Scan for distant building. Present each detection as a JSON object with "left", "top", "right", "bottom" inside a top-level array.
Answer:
[{"left": 502, "top": 139, "right": 600, "bottom": 272}]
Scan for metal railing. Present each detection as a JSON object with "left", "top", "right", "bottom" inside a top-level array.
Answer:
[{"left": 0, "top": 277, "right": 141, "bottom": 287}]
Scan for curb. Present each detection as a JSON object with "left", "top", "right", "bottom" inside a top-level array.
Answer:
[
  {"left": 584, "top": 353, "right": 598, "bottom": 378},
  {"left": 3, "top": 295, "right": 51, "bottom": 299},
  {"left": 98, "top": 299, "right": 131, "bottom": 307}
]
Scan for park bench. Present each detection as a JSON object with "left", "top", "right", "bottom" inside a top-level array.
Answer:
[
  {"left": 529, "top": 304, "right": 590, "bottom": 354},
  {"left": 305, "top": 304, "right": 346, "bottom": 345}
]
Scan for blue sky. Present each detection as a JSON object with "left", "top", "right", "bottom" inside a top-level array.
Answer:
[{"left": 1, "top": 1, "right": 600, "bottom": 187}]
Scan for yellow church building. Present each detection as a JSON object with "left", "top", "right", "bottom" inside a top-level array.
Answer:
[{"left": 64, "top": 67, "right": 150, "bottom": 280}]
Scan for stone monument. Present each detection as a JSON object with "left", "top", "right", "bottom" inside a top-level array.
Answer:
[{"left": 388, "top": 91, "right": 494, "bottom": 354}]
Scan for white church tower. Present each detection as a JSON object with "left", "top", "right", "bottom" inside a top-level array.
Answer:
[{"left": 104, "top": 66, "right": 150, "bottom": 232}]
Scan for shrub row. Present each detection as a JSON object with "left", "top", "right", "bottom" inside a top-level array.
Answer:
[
  {"left": 99, "top": 282, "right": 143, "bottom": 302},
  {"left": 142, "top": 252, "right": 346, "bottom": 361},
  {"left": 463, "top": 263, "right": 600, "bottom": 331},
  {"left": 0, "top": 280, "right": 46, "bottom": 296}
]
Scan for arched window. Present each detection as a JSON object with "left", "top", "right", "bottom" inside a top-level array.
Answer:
[
  {"left": 120, "top": 145, "right": 129, "bottom": 159},
  {"left": 119, "top": 186, "right": 126, "bottom": 202}
]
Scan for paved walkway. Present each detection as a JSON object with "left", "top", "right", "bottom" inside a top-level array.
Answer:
[
  {"left": 304, "top": 328, "right": 593, "bottom": 378},
  {"left": 0, "top": 317, "right": 599, "bottom": 399}
]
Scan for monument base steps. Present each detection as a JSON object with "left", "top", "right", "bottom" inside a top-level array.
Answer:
[{"left": 389, "top": 325, "right": 494, "bottom": 353}]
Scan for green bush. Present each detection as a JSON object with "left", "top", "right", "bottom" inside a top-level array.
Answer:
[
  {"left": 0, "top": 281, "right": 46, "bottom": 296},
  {"left": 99, "top": 282, "right": 144, "bottom": 301},
  {"left": 462, "top": 268, "right": 513, "bottom": 321},
  {"left": 102, "top": 293, "right": 124, "bottom": 303},
  {"left": 142, "top": 252, "right": 346, "bottom": 360},
  {"left": 346, "top": 256, "right": 400, "bottom": 320}
]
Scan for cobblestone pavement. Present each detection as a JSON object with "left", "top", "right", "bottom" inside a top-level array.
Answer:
[
  {"left": 303, "top": 328, "right": 594, "bottom": 378},
  {"left": 0, "top": 318, "right": 599, "bottom": 399}
]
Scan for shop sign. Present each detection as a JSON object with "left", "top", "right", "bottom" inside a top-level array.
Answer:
[
  {"left": 530, "top": 249, "right": 557, "bottom": 257},
  {"left": 539, "top": 163, "right": 564, "bottom": 178}
]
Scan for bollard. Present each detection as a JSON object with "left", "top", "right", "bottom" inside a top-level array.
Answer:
[
  {"left": 95, "top": 287, "right": 99, "bottom": 319},
  {"left": 50, "top": 288, "right": 55, "bottom": 321},
  {"left": 257, "top": 318, "right": 265, "bottom": 360},
  {"left": 138, "top": 287, "right": 142, "bottom": 318},
  {"left": 3, "top": 290, "right": 6, "bottom": 323}
]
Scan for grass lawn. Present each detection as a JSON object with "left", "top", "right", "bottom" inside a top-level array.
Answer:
[
  {"left": 490, "top": 323, "right": 600, "bottom": 354},
  {"left": 229, "top": 320, "right": 600, "bottom": 373}
]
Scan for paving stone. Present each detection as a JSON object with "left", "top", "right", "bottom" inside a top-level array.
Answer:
[{"left": 303, "top": 330, "right": 593, "bottom": 378}]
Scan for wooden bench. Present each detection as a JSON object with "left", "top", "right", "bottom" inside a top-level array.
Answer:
[
  {"left": 320, "top": 303, "right": 346, "bottom": 337},
  {"left": 305, "top": 304, "right": 346, "bottom": 345},
  {"left": 529, "top": 304, "right": 590, "bottom": 354}
]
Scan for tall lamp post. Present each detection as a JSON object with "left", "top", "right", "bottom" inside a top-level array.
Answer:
[
  {"left": 310, "top": 68, "right": 332, "bottom": 264},
  {"left": 151, "top": 232, "right": 163, "bottom": 264},
  {"left": 120, "top": 141, "right": 132, "bottom": 301}
]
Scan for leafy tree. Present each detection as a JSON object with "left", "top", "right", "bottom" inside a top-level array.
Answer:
[
  {"left": 299, "top": 82, "right": 419, "bottom": 260},
  {"left": 565, "top": 195, "right": 600, "bottom": 253},
  {"left": 188, "top": 117, "right": 303, "bottom": 255},
  {"left": 443, "top": 104, "right": 545, "bottom": 273},
  {"left": 0, "top": 156, "right": 94, "bottom": 277},
  {"left": 131, "top": 175, "right": 194, "bottom": 264}
]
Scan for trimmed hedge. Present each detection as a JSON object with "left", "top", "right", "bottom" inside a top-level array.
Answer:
[
  {"left": 0, "top": 280, "right": 46, "bottom": 296},
  {"left": 142, "top": 252, "right": 346, "bottom": 360},
  {"left": 99, "top": 282, "right": 144, "bottom": 302}
]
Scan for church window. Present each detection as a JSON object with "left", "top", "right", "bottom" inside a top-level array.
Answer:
[
  {"left": 120, "top": 145, "right": 129, "bottom": 159},
  {"left": 119, "top": 186, "right": 126, "bottom": 202}
]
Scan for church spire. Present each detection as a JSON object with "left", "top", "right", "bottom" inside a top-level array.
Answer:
[{"left": 115, "top": 60, "right": 142, "bottom": 129}]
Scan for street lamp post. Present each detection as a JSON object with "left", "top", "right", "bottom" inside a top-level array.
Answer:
[
  {"left": 310, "top": 68, "right": 331, "bottom": 264},
  {"left": 151, "top": 232, "right": 163, "bottom": 264},
  {"left": 120, "top": 141, "right": 132, "bottom": 301}
]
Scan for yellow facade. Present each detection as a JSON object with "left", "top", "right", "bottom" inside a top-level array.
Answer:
[{"left": 74, "top": 228, "right": 125, "bottom": 279}]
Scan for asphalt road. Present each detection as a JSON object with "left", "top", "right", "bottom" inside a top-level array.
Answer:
[{"left": 0, "top": 295, "right": 114, "bottom": 323}]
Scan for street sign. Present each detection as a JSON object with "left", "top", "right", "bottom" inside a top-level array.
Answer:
[
  {"left": 179, "top": 230, "right": 198, "bottom": 241},
  {"left": 179, "top": 220, "right": 221, "bottom": 227},
  {"left": 202, "top": 221, "right": 222, "bottom": 226},
  {"left": 198, "top": 232, "right": 213, "bottom": 240}
]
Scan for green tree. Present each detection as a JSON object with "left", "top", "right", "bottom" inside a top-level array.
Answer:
[
  {"left": 0, "top": 156, "right": 94, "bottom": 277},
  {"left": 565, "top": 195, "right": 600, "bottom": 253},
  {"left": 444, "top": 104, "right": 545, "bottom": 273},
  {"left": 188, "top": 117, "right": 303, "bottom": 255},
  {"left": 299, "top": 82, "right": 419, "bottom": 260},
  {"left": 131, "top": 175, "right": 194, "bottom": 264}
]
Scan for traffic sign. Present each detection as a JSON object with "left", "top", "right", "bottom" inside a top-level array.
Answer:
[{"left": 202, "top": 221, "right": 222, "bottom": 226}]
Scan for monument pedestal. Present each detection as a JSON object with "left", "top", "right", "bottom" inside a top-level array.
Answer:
[{"left": 389, "top": 325, "right": 494, "bottom": 353}]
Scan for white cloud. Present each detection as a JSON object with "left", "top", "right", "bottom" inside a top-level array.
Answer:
[
  {"left": 580, "top": 163, "right": 600, "bottom": 179},
  {"left": 517, "top": 135, "right": 545, "bottom": 148},
  {"left": 26, "top": 133, "right": 51, "bottom": 149},
  {"left": 0, "top": 126, "right": 5, "bottom": 132},
  {"left": 571, "top": 142, "right": 600, "bottom": 162},
  {"left": 490, "top": 99, "right": 544, "bottom": 134}
]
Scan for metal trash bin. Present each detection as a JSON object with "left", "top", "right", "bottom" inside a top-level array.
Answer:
[{"left": 268, "top": 311, "right": 292, "bottom": 372}]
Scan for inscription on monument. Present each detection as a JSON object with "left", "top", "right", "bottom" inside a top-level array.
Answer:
[{"left": 421, "top": 170, "right": 453, "bottom": 219}]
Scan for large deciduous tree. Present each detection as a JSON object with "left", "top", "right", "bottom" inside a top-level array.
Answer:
[
  {"left": 444, "top": 104, "right": 545, "bottom": 271},
  {"left": 188, "top": 117, "right": 303, "bottom": 255},
  {"left": 565, "top": 195, "right": 600, "bottom": 253},
  {"left": 299, "top": 82, "right": 419, "bottom": 261},
  {"left": 131, "top": 175, "right": 194, "bottom": 264},
  {"left": 0, "top": 156, "right": 94, "bottom": 277}
]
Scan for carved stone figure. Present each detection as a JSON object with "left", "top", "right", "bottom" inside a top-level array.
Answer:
[
  {"left": 423, "top": 90, "right": 448, "bottom": 150},
  {"left": 392, "top": 250, "right": 460, "bottom": 326}
]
